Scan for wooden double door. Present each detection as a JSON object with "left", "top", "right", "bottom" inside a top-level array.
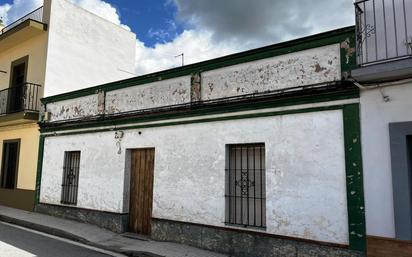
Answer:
[{"left": 128, "top": 148, "right": 155, "bottom": 235}]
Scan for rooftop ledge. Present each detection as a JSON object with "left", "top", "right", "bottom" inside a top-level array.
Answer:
[
  {"left": 0, "top": 19, "right": 47, "bottom": 52},
  {"left": 0, "top": 111, "right": 39, "bottom": 127},
  {"left": 351, "top": 57, "right": 412, "bottom": 83}
]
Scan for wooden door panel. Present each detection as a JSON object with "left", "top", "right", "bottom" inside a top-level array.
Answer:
[{"left": 128, "top": 148, "right": 155, "bottom": 235}]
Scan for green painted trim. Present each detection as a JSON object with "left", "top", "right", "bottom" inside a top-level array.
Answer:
[
  {"left": 340, "top": 32, "right": 357, "bottom": 74},
  {"left": 34, "top": 135, "right": 45, "bottom": 205},
  {"left": 43, "top": 105, "right": 345, "bottom": 138},
  {"left": 42, "top": 26, "right": 355, "bottom": 104},
  {"left": 342, "top": 104, "right": 366, "bottom": 252},
  {"left": 41, "top": 87, "right": 359, "bottom": 133}
]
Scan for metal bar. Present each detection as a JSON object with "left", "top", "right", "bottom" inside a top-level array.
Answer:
[
  {"left": 253, "top": 146, "right": 256, "bottom": 226},
  {"left": 364, "top": 1, "right": 369, "bottom": 63},
  {"left": 240, "top": 146, "right": 243, "bottom": 225},
  {"left": 403, "top": 0, "right": 409, "bottom": 54},
  {"left": 246, "top": 146, "right": 250, "bottom": 225},
  {"left": 228, "top": 146, "right": 232, "bottom": 223},
  {"left": 260, "top": 146, "right": 263, "bottom": 227},
  {"left": 393, "top": 0, "right": 399, "bottom": 56},
  {"left": 382, "top": 0, "right": 389, "bottom": 59},
  {"left": 373, "top": 0, "right": 378, "bottom": 60},
  {"left": 234, "top": 145, "right": 237, "bottom": 224}
]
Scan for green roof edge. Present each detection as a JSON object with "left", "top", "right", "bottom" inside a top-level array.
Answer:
[{"left": 42, "top": 25, "right": 355, "bottom": 104}]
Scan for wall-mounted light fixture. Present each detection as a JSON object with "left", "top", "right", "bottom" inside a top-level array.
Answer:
[{"left": 115, "top": 131, "right": 125, "bottom": 154}]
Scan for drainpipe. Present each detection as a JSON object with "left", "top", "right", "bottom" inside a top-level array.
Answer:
[{"left": 349, "top": 77, "right": 412, "bottom": 102}]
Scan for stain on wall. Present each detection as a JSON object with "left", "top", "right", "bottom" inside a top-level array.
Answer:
[
  {"left": 105, "top": 76, "right": 191, "bottom": 114},
  {"left": 47, "top": 94, "right": 99, "bottom": 122},
  {"left": 201, "top": 44, "right": 341, "bottom": 100}
]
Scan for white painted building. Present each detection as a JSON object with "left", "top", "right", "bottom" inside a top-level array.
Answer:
[
  {"left": 0, "top": 0, "right": 135, "bottom": 211},
  {"left": 37, "top": 27, "right": 365, "bottom": 257},
  {"left": 352, "top": 0, "right": 412, "bottom": 255}
]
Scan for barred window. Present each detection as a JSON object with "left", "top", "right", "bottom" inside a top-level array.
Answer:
[
  {"left": 225, "top": 143, "right": 266, "bottom": 228},
  {"left": 61, "top": 151, "right": 81, "bottom": 205}
]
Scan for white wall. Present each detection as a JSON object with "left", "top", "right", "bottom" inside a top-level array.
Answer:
[
  {"left": 361, "top": 82, "right": 412, "bottom": 238},
  {"left": 201, "top": 44, "right": 341, "bottom": 100},
  {"left": 40, "top": 108, "right": 349, "bottom": 245},
  {"left": 43, "top": 0, "right": 136, "bottom": 97}
]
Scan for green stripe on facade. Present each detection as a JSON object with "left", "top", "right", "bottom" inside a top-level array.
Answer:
[
  {"left": 42, "top": 105, "right": 345, "bottom": 138},
  {"left": 343, "top": 104, "right": 366, "bottom": 252},
  {"left": 35, "top": 135, "right": 45, "bottom": 205},
  {"left": 42, "top": 26, "right": 355, "bottom": 104},
  {"left": 41, "top": 87, "right": 359, "bottom": 133}
]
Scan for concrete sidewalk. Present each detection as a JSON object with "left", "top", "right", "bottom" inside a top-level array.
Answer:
[{"left": 0, "top": 205, "right": 227, "bottom": 257}]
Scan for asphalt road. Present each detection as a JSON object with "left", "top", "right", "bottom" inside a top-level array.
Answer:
[{"left": 0, "top": 222, "right": 121, "bottom": 257}]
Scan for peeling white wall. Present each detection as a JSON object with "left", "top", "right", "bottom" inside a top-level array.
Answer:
[
  {"left": 40, "top": 109, "right": 348, "bottom": 244},
  {"left": 201, "top": 44, "right": 341, "bottom": 100},
  {"left": 105, "top": 76, "right": 191, "bottom": 114},
  {"left": 361, "top": 82, "right": 412, "bottom": 238},
  {"left": 46, "top": 94, "right": 99, "bottom": 122},
  {"left": 43, "top": 0, "right": 136, "bottom": 97}
]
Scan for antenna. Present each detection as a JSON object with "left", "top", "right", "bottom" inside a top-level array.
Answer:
[
  {"left": 175, "top": 53, "right": 184, "bottom": 66},
  {"left": 118, "top": 68, "right": 137, "bottom": 76}
]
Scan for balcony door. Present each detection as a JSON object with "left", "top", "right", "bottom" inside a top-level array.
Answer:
[{"left": 8, "top": 56, "right": 28, "bottom": 113}]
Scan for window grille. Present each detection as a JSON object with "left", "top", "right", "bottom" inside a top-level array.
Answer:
[
  {"left": 61, "top": 151, "right": 81, "bottom": 205},
  {"left": 225, "top": 143, "right": 266, "bottom": 228}
]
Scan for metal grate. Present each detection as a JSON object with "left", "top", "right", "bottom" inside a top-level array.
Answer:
[
  {"left": 61, "top": 151, "right": 81, "bottom": 205},
  {"left": 225, "top": 144, "right": 266, "bottom": 228},
  {"left": 355, "top": 0, "right": 412, "bottom": 66},
  {"left": 0, "top": 83, "right": 41, "bottom": 115}
]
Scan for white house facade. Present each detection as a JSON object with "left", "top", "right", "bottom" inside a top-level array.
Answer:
[
  {"left": 352, "top": 0, "right": 412, "bottom": 255},
  {"left": 0, "top": 0, "right": 135, "bottom": 211},
  {"left": 36, "top": 27, "right": 365, "bottom": 257}
]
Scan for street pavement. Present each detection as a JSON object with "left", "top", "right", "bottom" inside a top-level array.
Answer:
[{"left": 0, "top": 222, "right": 123, "bottom": 257}]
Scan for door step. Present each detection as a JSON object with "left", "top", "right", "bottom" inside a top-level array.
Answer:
[{"left": 121, "top": 232, "right": 151, "bottom": 241}]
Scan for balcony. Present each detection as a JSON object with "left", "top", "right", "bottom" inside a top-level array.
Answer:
[
  {"left": 0, "top": 83, "right": 41, "bottom": 123},
  {"left": 352, "top": 0, "right": 412, "bottom": 82},
  {"left": 0, "top": 7, "right": 46, "bottom": 52},
  {"left": 0, "top": 7, "right": 44, "bottom": 35}
]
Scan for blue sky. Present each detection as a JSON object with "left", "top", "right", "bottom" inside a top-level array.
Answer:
[{"left": 107, "top": 0, "right": 184, "bottom": 47}]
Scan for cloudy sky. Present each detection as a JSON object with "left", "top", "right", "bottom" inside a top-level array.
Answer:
[{"left": 0, "top": 0, "right": 355, "bottom": 75}]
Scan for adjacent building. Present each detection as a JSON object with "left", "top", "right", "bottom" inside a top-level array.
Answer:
[
  {"left": 352, "top": 0, "right": 412, "bottom": 256},
  {"left": 0, "top": 0, "right": 136, "bottom": 211},
  {"left": 36, "top": 27, "right": 366, "bottom": 257}
]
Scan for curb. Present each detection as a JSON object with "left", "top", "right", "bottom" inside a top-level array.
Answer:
[{"left": 0, "top": 214, "right": 163, "bottom": 257}]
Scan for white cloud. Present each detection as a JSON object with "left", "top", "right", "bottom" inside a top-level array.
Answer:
[
  {"left": 0, "top": 0, "right": 42, "bottom": 25},
  {"left": 135, "top": 29, "right": 243, "bottom": 75}
]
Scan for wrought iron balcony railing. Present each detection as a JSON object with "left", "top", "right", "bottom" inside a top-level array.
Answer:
[
  {"left": 355, "top": 0, "right": 412, "bottom": 66},
  {"left": 0, "top": 6, "right": 44, "bottom": 35},
  {"left": 0, "top": 83, "right": 41, "bottom": 116}
]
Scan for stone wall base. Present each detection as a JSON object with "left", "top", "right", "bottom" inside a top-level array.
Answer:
[
  {"left": 35, "top": 203, "right": 127, "bottom": 233},
  {"left": 151, "top": 218, "right": 365, "bottom": 257}
]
